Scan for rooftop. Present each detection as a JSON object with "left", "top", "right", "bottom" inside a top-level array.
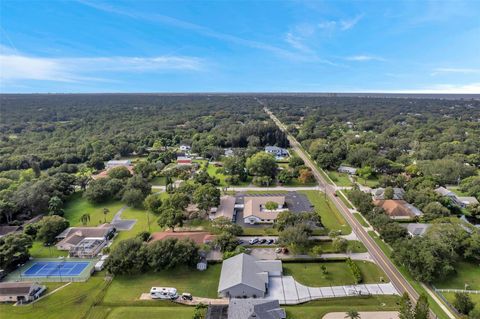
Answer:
[
  {"left": 228, "top": 299, "right": 286, "bottom": 319},
  {"left": 243, "top": 196, "right": 286, "bottom": 220},
  {"left": 374, "top": 200, "right": 423, "bottom": 219}
]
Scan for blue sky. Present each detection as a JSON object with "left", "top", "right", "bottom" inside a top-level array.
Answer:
[{"left": 1, "top": 0, "right": 479, "bottom": 93}]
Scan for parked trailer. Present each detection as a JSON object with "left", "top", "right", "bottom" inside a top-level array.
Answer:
[{"left": 150, "top": 287, "right": 178, "bottom": 300}]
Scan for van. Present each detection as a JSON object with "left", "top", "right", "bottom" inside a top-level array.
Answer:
[{"left": 150, "top": 287, "right": 178, "bottom": 300}]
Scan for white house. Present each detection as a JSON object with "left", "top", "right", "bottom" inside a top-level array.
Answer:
[
  {"left": 265, "top": 146, "right": 289, "bottom": 158},
  {"left": 242, "top": 196, "right": 287, "bottom": 224},
  {"left": 338, "top": 165, "right": 357, "bottom": 175},
  {"left": 0, "top": 282, "right": 46, "bottom": 303},
  {"left": 105, "top": 160, "right": 131, "bottom": 169}
]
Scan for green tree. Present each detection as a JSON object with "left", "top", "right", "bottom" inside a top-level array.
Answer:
[
  {"left": 48, "top": 196, "right": 64, "bottom": 215},
  {"left": 414, "top": 294, "right": 429, "bottom": 319},
  {"left": 345, "top": 310, "right": 361, "bottom": 319},
  {"left": 289, "top": 155, "right": 304, "bottom": 168},
  {"left": 105, "top": 238, "right": 147, "bottom": 275},
  {"left": 422, "top": 201, "right": 450, "bottom": 221},
  {"left": 193, "top": 183, "right": 220, "bottom": 215},
  {"left": 80, "top": 213, "right": 91, "bottom": 226},
  {"left": 36, "top": 215, "right": 69, "bottom": 244},
  {"left": 453, "top": 292, "right": 475, "bottom": 315},
  {"left": 265, "top": 201, "right": 279, "bottom": 210},
  {"left": 333, "top": 238, "right": 349, "bottom": 253},
  {"left": 384, "top": 187, "right": 394, "bottom": 200},
  {"left": 246, "top": 152, "right": 278, "bottom": 177},
  {"left": 157, "top": 207, "right": 184, "bottom": 232},
  {"left": 103, "top": 208, "right": 110, "bottom": 223},
  {"left": 122, "top": 188, "right": 145, "bottom": 208},
  {"left": 213, "top": 232, "right": 238, "bottom": 252},
  {"left": 357, "top": 166, "right": 373, "bottom": 183},
  {"left": 278, "top": 224, "right": 311, "bottom": 254},
  {"left": 0, "top": 233, "right": 32, "bottom": 270},
  {"left": 147, "top": 238, "right": 198, "bottom": 271},
  {"left": 107, "top": 166, "right": 132, "bottom": 179},
  {"left": 398, "top": 292, "right": 415, "bottom": 319},
  {"left": 210, "top": 217, "right": 243, "bottom": 236}
]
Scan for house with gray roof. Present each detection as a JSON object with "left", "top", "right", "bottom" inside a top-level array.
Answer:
[
  {"left": 228, "top": 299, "right": 286, "bottom": 319},
  {"left": 264, "top": 146, "right": 289, "bottom": 159},
  {"left": 435, "top": 187, "right": 479, "bottom": 208},
  {"left": 218, "top": 253, "right": 282, "bottom": 298},
  {"left": 371, "top": 187, "right": 405, "bottom": 200},
  {"left": 338, "top": 165, "right": 357, "bottom": 175},
  {"left": 405, "top": 223, "right": 431, "bottom": 237}
]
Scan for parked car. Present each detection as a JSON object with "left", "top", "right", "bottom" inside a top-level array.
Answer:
[
  {"left": 259, "top": 239, "right": 267, "bottom": 244},
  {"left": 237, "top": 240, "right": 244, "bottom": 245},
  {"left": 182, "top": 292, "right": 193, "bottom": 301},
  {"left": 249, "top": 238, "right": 259, "bottom": 245},
  {"left": 266, "top": 239, "right": 275, "bottom": 245},
  {"left": 275, "top": 247, "right": 282, "bottom": 253}
]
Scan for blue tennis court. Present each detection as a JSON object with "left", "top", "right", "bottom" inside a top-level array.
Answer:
[{"left": 23, "top": 261, "right": 90, "bottom": 277}]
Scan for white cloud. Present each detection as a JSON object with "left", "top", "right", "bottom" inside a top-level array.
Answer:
[
  {"left": 318, "top": 15, "right": 363, "bottom": 31},
  {"left": 431, "top": 67, "right": 480, "bottom": 76},
  {"left": 358, "top": 83, "right": 480, "bottom": 94},
  {"left": 0, "top": 53, "right": 204, "bottom": 83},
  {"left": 346, "top": 55, "right": 386, "bottom": 62}
]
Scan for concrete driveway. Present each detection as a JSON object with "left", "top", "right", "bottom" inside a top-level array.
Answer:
[{"left": 265, "top": 276, "right": 398, "bottom": 305}]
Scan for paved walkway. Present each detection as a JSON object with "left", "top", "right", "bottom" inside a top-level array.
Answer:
[
  {"left": 238, "top": 233, "right": 358, "bottom": 242},
  {"left": 249, "top": 248, "right": 374, "bottom": 262},
  {"left": 323, "top": 311, "right": 399, "bottom": 319},
  {"left": 265, "top": 276, "right": 399, "bottom": 305},
  {"left": 111, "top": 206, "right": 137, "bottom": 231}
]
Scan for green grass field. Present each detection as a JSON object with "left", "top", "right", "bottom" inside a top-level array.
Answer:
[
  {"left": 283, "top": 260, "right": 388, "bottom": 286},
  {"left": 101, "top": 306, "right": 195, "bottom": 319},
  {"left": 326, "top": 171, "right": 353, "bottom": 187},
  {"left": 299, "top": 190, "right": 352, "bottom": 235},
  {"left": 0, "top": 275, "right": 109, "bottom": 319},
  {"left": 103, "top": 265, "right": 221, "bottom": 304},
  {"left": 29, "top": 240, "right": 68, "bottom": 258},
  {"left": 434, "top": 261, "right": 480, "bottom": 290},
  {"left": 64, "top": 192, "right": 125, "bottom": 227},
  {"left": 336, "top": 191, "right": 353, "bottom": 209},
  {"left": 311, "top": 240, "right": 367, "bottom": 253},
  {"left": 353, "top": 213, "right": 369, "bottom": 227},
  {"left": 286, "top": 295, "right": 400, "bottom": 318},
  {"left": 355, "top": 175, "right": 380, "bottom": 188},
  {"left": 441, "top": 292, "right": 480, "bottom": 313}
]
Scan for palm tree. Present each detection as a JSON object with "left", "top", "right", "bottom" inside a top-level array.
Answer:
[
  {"left": 103, "top": 208, "right": 110, "bottom": 223},
  {"left": 80, "top": 213, "right": 90, "bottom": 226},
  {"left": 345, "top": 310, "right": 361, "bottom": 319}
]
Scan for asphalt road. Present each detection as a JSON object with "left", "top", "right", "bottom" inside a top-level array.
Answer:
[{"left": 263, "top": 106, "right": 426, "bottom": 307}]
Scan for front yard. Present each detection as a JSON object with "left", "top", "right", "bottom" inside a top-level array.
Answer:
[{"left": 283, "top": 261, "right": 388, "bottom": 287}]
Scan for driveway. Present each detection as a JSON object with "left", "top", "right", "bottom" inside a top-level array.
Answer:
[
  {"left": 111, "top": 206, "right": 137, "bottom": 231},
  {"left": 265, "top": 276, "right": 398, "bottom": 305}
]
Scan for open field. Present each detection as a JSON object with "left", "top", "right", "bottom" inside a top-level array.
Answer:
[
  {"left": 299, "top": 190, "right": 351, "bottom": 235},
  {"left": 64, "top": 193, "right": 125, "bottom": 227},
  {"left": 111, "top": 206, "right": 162, "bottom": 246},
  {"left": 29, "top": 240, "right": 68, "bottom": 258},
  {"left": 311, "top": 240, "right": 367, "bottom": 253},
  {"left": 434, "top": 261, "right": 480, "bottom": 290},
  {"left": 101, "top": 306, "right": 195, "bottom": 319},
  {"left": 441, "top": 292, "right": 480, "bottom": 313},
  {"left": 283, "top": 261, "right": 388, "bottom": 287},
  {"left": 0, "top": 275, "right": 109, "bottom": 319},
  {"left": 326, "top": 171, "right": 353, "bottom": 187},
  {"left": 103, "top": 265, "right": 221, "bottom": 304},
  {"left": 285, "top": 295, "right": 400, "bottom": 318},
  {"left": 355, "top": 175, "right": 380, "bottom": 188}
]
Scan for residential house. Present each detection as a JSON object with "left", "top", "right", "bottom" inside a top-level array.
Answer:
[
  {"left": 227, "top": 299, "right": 286, "bottom": 319},
  {"left": 405, "top": 223, "right": 431, "bottom": 237},
  {"left": 177, "top": 156, "right": 192, "bottom": 165},
  {"left": 105, "top": 160, "right": 132, "bottom": 169},
  {"left": 338, "top": 165, "right": 357, "bottom": 175},
  {"left": 218, "top": 253, "right": 282, "bottom": 298},
  {"left": 242, "top": 196, "right": 287, "bottom": 224},
  {"left": 55, "top": 224, "right": 115, "bottom": 258},
  {"left": 210, "top": 196, "right": 237, "bottom": 221},
  {"left": 374, "top": 200, "right": 423, "bottom": 220},
  {"left": 264, "top": 146, "right": 289, "bottom": 159},
  {"left": 0, "top": 225, "right": 21, "bottom": 238},
  {"left": 457, "top": 196, "right": 479, "bottom": 207},
  {"left": 371, "top": 188, "right": 405, "bottom": 200},
  {"left": 179, "top": 144, "right": 191, "bottom": 152},
  {"left": 0, "top": 282, "right": 46, "bottom": 303}
]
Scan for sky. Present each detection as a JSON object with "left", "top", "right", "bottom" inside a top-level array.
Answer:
[{"left": 1, "top": 0, "right": 479, "bottom": 93}]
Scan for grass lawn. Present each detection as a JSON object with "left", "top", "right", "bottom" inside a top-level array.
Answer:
[
  {"left": 326, "top": 170, "right": 353, "bottom": 187},
  {"left": 355, "top": 175, "right": 380, "bottom": 188},
  {"left": 0, "top": 275, "right": 108, "bottom": 319},
  {"left": 312, "top": 240, "right": 367, "bottom": 253},
  {"left": 286, "top": 295, "right": 400, "bottom": 318},
  {"left": 283, "top": 261, "right": 388, "bottom": 286},
  {"left": 103, "top": 265, "right": 221, "bottom": 304},
  {"left": 336, "top": 191, "right": 353, "bottom": 209},
  {"left": 434, "top": 261, "right": 480, "bottom": 290},
  {"left": 447, "top": 186, "right": 470, "bottom": 197},
  {"left": 29, "top": 240, "right": 68, "bottom": 258},
  {"left": 353, "top": 213, "right": 369, "bottom": 227},
  {"left": 110, "top": 206, "right": 162, "bottom": 246},
  {"left": 150, "top": 176, "right": 167, "bottom": 186},
  {"left": 241, "top": 227, "right": 279, "bottom": 236},
  {"left": 299, "top": 190, "right": 351, "bottom": 235},
  {"left": 64, "top": 192, "right": 125, "bottom": 227},
  {"left": 103, "top": 306, "right": 195, "bottom": 319},
  {"left": 441, "top": 292, "right": 480, "bottom": 312}
]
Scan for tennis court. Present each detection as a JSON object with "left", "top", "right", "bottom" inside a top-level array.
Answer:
[
  {"left": 23, "top": 261, "right": 90, "bottom": 277},
  {"left": 3, "top": 258, "right": 96, "bottom": 282}
]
